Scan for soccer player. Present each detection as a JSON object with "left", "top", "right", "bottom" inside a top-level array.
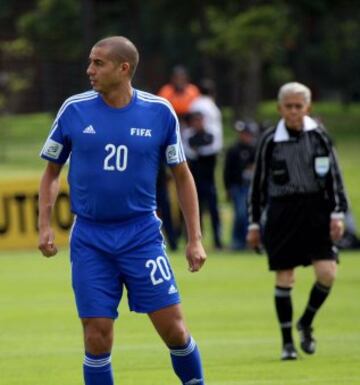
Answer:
[
  {"left": 247, "top": 82, "right": 348, "bottom": 360},
  {"left": 38, "top": 36, "right": 207, "bottom": 385}
]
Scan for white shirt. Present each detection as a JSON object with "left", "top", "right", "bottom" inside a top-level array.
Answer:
[{"left": 189, "top": 95, "right": 223, "bottom": 155}]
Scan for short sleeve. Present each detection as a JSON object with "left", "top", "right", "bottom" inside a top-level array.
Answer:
[
  {"left": 163, "top": 106, "right": 186, "bottom": 167},
  {"left": 40, "top": 115, "right": 71, "bottom": 164}
]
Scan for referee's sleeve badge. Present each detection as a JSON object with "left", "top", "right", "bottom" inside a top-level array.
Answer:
[{"left": 314, "top": 156, "right": 330, "bottom": 176}]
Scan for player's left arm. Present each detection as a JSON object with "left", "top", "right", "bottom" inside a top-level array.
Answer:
[{"left": 170, "top": 162, "right": 207, "bottom": 272}]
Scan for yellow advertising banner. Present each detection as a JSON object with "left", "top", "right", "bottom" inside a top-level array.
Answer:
[{"left": 0, "top": 178, "right": 72, "bottom": 250}]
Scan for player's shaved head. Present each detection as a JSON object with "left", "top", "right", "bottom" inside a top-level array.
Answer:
[{"left": 94, "top": 36, "right": 139, "bottom": 78}]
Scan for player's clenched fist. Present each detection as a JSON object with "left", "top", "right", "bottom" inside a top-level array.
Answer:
[
  {"left": 38, "top": 227, "right": 58, "bottom": 257},
  {"left": 186, "top": 240, "right": 207, "bottom": 272}
]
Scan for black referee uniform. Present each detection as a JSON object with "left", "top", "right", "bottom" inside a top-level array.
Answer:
[{"left": 248, "top": 116, "right": 348, "bottom": 270}]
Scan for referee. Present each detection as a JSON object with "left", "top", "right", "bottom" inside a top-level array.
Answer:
[{"left": 247, "top": 82, "right": 348, "bottom": 360}]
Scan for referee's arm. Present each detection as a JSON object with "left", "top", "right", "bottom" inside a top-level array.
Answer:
[
  {"left": 247, "top": 131, "right": 272, "bottom": 249},
  {"left": 318, "top": 130, "right": 348, "bottom": 216},
  {"left": 248, "top": 130, "right": 272, "bottom": 227},
  {"left": 319, "top": 130, "right": 348, "bottom": 241},
  {"left": 328, "top": 147, "right": 348, "bottom": 216}
]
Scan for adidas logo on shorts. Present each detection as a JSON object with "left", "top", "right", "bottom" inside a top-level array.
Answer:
[{"left": 168, "top": 285, "right": 178, "bottom": 295}]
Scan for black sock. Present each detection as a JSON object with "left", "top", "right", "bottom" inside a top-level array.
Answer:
[
  {"left": 274, "top": 286, "right": 293, "bottom": 345},
  {"left": 299, "top": 282, "right": 331, "bottom": 328}
]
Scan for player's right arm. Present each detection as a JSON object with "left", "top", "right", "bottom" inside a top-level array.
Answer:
[{"left": 38, "top": 161, "right": 63, "bottom": 257}]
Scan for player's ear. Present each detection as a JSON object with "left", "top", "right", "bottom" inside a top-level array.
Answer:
[{"left": 119, "top": 62, "right": 131, "bottom": 76}]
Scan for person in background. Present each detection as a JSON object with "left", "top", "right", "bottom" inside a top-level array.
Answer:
[
  {"left": 38, "top": 36, "right": 207, "bottom": 385},
  {"left": 224, "top": 120, "right": 258, "bottom": 250},
  {"left": 182, "top": 111, "right": 223, "bottom": 249},
  {"left": 158, "top": 65, "right": 199, "bottom": 127},
  {"left": 247, "top": 82, "right": 348, "bottom": 361},
  {"left": 189, "top": 78, "right": 223, "bottom": 157}
]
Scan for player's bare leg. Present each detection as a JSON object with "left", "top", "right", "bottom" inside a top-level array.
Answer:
[
  {"left": 148, "top": 304, "right": 188, "bottom": 346},
  {"left": 81, "top": 317, "right": 114, "bottom": 385},
  {"left": 297, "top": 260, "right": 336, "bottom": 355},
  {"left": 82, "top": 318, "right": 114, "bottom": 354},
  {"left": 149, "top": 304, "right": 205, "bottom": 384}
]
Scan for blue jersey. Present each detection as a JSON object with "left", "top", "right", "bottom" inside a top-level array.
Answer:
[{"left": 40, "top": 89, "right": 186, "bottom": 222}]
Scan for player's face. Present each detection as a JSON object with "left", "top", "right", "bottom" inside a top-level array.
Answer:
[
  {"left": 278, "top": 94, "right": 310, "bottom": 130},
  {"left": 86, "top": 46, "right": 124, "bottom": 93}
]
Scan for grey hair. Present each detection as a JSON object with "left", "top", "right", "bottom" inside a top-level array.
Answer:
[{"left": 278, "top": 82, "right": 312, "bottom": 105}]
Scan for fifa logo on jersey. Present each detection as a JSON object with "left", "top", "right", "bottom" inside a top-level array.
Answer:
[{"left": 130, "top": 128, "right": 152, "bottom": 137}]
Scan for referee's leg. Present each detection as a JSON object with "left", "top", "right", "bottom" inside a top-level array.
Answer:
[
  {"left": 297, "top": 260, "right": 336, "bottom": 354},
  {"left": 299, "top": 260, "right": 336, "bottom": 328},
  {"left": 148, "top": 304, "right": 205, "bottom": 384},
  {"left": 275, "top": 269, "right": 297, "bottom": 359},
  {"left": 313, "top": 259, "right": 337, "bottom": 287}
]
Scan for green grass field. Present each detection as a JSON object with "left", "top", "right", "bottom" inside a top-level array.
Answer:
[
  {"left": 0, "top": 249, "right": 359, "bottom": 385},
  {"left": 0, "top": 104, "right": 360, "bottom": 384}
]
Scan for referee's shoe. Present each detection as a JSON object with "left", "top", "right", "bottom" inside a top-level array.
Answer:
[
  {"left": 297, "top": 322, "right": 316, "bottom": 354},
  {"left": 281, "top": 343, "right": 298, "bottom": 360}
]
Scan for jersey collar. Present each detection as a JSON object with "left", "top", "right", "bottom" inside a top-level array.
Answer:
[{"left": 273, "top": 116, "right": 318, "bottom": 142}]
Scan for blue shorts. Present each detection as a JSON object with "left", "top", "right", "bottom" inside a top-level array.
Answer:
[{"left": 70, "top": 213, "right": 181, "bottom": 318}]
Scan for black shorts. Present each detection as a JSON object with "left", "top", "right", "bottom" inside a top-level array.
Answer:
[{"left": 263, "top": 194, "right": 338, "bottom": 271}]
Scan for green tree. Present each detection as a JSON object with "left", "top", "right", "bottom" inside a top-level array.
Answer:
[
  {"left": 18, "top": 0, "right": 83, "bottom": 60},
  {"left": 0, "top": 38, "right": 33, "bottom": 112},
  {"left": 15, "top": 0, "right": 90, "bottom": 109},
  {"left": 202, "top": 3, "right": 294, "bottom": 116}
]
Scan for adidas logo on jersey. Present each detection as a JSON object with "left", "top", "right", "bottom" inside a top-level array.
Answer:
[
  {"left": 168, "top": 285, "right": 178, "bottom": 295},
  {"left": 83, "top": 125, "right": 96, "bottom": 134},
  {"left": 130, "top": 127, "right": 152, "bottom": 137}
]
